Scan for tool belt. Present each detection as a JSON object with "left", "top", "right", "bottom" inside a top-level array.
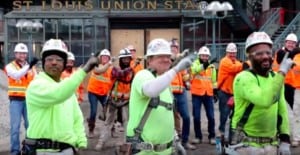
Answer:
[
  {"left": 243, "top": 136, "right": 277, "bottom": 144},
  {"left": 126, "top": 136, "right": 173, "bottom": 152},
  {"left": 22, "top": 138, "right": 75, "bottom": 153}
]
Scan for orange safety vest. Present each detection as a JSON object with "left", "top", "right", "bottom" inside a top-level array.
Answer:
[
  {"left": 171, "top": 71, "right": 185, "bottom": 94},
  {"left": 110, "top": 68, "right": 134, "bottom": 100},
  {"left": 272, "top": 51, "right": 280, "bottom": 72},
  {"left": 130, "top": 59, "right": 143, "bottom": 74},
  {"left": 217, "top": 56, "right": 242, "bottom": 95},
  {"left": 61, "top": 68, "right": 85, "bottom": 103},
  {"left": 87, "top": 67, "right": 113, "bottom": 96},
  {"left": 292, "top": 54, "right": 300, "bottom": 88},
  {"left": 191, "top": 67, "right": 214, "bottom": 96},
  {"left": 7, "top": 61, "right": 35, "bottom": 97}
]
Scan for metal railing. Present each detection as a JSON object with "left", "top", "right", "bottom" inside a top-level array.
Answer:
[
  {"left": 273, "top": 12, "right": 300, "bottom": 50},
  {"left": 206, "top": 42, "right": 246, "bottom": 62},
  {"left": 259, "top": 8, "right": 280, "bottom": 32}
]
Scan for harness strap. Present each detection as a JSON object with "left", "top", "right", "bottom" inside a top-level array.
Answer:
[
  {"left": 23, "top": 138, "right": 74, "bottom": 152},
  {"left": 134, "top": 97, "right": 172, "bottom": 139},
  {"left": 127, "top": 136, "right": 173, "bottom": 152},
  {"left": 243, "top": 136, "right": 277, "bottom": 144}
]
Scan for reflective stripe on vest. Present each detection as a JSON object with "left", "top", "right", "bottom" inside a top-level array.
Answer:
[
  {"left": 7, "top": 61, "right": 33, "bottom": 97},
  {"left": 191, "top": 67, "right": 214, "bottom": 96}
]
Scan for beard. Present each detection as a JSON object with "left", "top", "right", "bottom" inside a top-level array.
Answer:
[{"left": 251, "top": 57, "right": 273, "bottom": 76}]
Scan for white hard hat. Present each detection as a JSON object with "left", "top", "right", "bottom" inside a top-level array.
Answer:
[
  {"left": 127, "top": 45, "right": 135, "bottom": 51},
  {"left": 245, "top": 32, "right": 273, "bottom": 53},
  {"left": 226, "top": 43, "right": 237, "bottom": 53},
  {"left": 198, "top": 46, "right": 211, "bottom": 56},
  {"left": 14, "top": 43, "right": 28, "bottom": 53},
  {"left": 41, "top": 39, "right": 68, "bottom": 59},
  {"left": 100, "top": 49, "right": 111, "bottom": 57},
  {"left": 146, "top": 38, "right": 172, "bottom": 57},
  {"left": 118, "top": 48, "right": 132, "bottom": 58},
  {"left": 285, "top": 33, "right": 298, "bottom": 42},
  {"left": 67, "top": 52, "right": 75, "bottom": 61}
]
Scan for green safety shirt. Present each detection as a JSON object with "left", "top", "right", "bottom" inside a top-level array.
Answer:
[
  {"left": 126, "top": 69, "right": 174, "bottom": 155},
  {"left": 26, "top": 69, "right": 87, "bottom": 148},
  {"left": 231, "top": 70, "right": 290, "bottom": 146}
]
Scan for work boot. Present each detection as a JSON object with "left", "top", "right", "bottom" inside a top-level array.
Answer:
[
  {"left": 87, "top": 118, "right": 95, "bottom": 138},
  {"left": 191, "top": 138, "right": 202, "bottom": 144},
  {"left": 182, "top": 142, "right": 196, "bottom": 150},
  {"left": 209, "top": 138, "right": 216, "bottom": 145}
]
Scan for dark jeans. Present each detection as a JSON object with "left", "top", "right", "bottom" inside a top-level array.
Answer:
[
  {"left": 192, "top": 94, "right": 215, "bottom": 139},
  {"left": 88, "top": 92, "right": 107, "bottom": 121},
  {"left": 173, "top": 89, "right": 191, "bottom": 144},
  {"left": 218, "top": 90, "right": 232, "bottom": 133},
  {"left": 285, "top": 84, "right": 295, "bottom": 109}
]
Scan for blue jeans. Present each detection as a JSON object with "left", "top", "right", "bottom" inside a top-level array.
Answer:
[
  {"left": 218, "top": 90, "right": 232, "bottom": 133},
  {"left": 9, "top": 99, "right": 28, "bottom": 155},
  {"left": 174, "top": 90, "right": 191, "bottom": 144},
  {"left": 88, "top": 92, "right": 107, "bottom": 121},
  {"left": 192, "top": 94, "right": 215, "bottom": 139}
]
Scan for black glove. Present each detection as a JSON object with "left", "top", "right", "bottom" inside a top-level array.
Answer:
[
  {"left": 29, "top": 57, "right": 39, "bottom": 69},
  {"left": 213, "top": 88, "right": 218, "bottom": 103}
]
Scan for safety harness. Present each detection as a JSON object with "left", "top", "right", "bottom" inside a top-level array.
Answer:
[
  {"left": 126, "top": 69, "right": 174, "bottom": 152},
  {"left": 21, "top": 138, "right": 75, "bottom": 155},
  {"left": 232, "top": 69, "right": 277, "bottom": 145}
]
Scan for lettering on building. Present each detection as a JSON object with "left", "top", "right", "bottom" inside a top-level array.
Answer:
[{"left": 12, "top": 0, "right": 201, "bottom": 11}]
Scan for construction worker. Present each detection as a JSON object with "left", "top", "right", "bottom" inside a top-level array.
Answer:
[
  {"left": 273, "top": 33, "right": 298, "bottom": 109},
  {"left": 5, "top": 43, "right": 38, "bottom": 155},
  {"left": 217, "top": 42, "right": 242, "bottom": 136},
  {"left": 125, "top": 38, "right": 193, "bottom": 155},
  {"left": 23, "top": 39, "right": 108, "bottom": 155},
  {"left": 190, "top": 46, "right": 217, "bottom": 145},
  {"left": 95, "top": 48, "right": 135, "bottom": 150},
  {"left": 291, "top": 47, "right": 300, "bottom": 147},
  {"left": 86, "top": 49, "right": 113, "bottom": 138},
  {"left": 127, "top": 45, "right": 143, "bottom": 74},
  {"left": 230, "top": 31, "right": 293, "bottom": 155},
  {"left": 170, "top": 39, "right": 195, "bottom": 150},
  {"left": 61, "top": 52, "right": 84, "bottom": 103}
]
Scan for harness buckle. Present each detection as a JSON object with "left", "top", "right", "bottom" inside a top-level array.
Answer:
[{"left": 137, "top": 142, "right": 153, "bottom": 151}]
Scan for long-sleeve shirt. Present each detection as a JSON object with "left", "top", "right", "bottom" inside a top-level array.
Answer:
[
  {"left": 217, "top": 56, "right": 242, "bottom": 94},
  {"left": 5, "top": 61, "right": 30, "bottom": 80},
  {"left": 26, "top": 69, "right": 87, "bottom": 148},
  {"left": 231, "top": 71, "right": 289, "bottom": 146}
]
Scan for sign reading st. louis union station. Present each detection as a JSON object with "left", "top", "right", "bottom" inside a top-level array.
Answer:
[{"left": 13, "top": 0, "right": 204, "bottom": 11}]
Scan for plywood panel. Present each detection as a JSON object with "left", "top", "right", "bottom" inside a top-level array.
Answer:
[
  {"left": 146, "top": 29, "right": 180, "bottom": 47},
  {"left": 110, "top": 29, "right": 144, "bottom": 58}
]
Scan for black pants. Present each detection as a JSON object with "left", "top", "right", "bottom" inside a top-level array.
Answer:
[{"left": 285, "top": 84, "right": 295, "bottom": 109}]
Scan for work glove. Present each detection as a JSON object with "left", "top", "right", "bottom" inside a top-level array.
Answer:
[
  {"left": 278, "top": 142, "right": 291, "bottom": 155},
  {"left": 279, "top": 52, "right": 295, "bottom": 75},
  {"left": 29, "top": 57, "right": 39, "bottom": 69},
  {"left": 173, "top": 57, "right": 193, "bottom": 73},
  {"left": 82, "top": 56, "right": 99, "bottom": 73}
]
